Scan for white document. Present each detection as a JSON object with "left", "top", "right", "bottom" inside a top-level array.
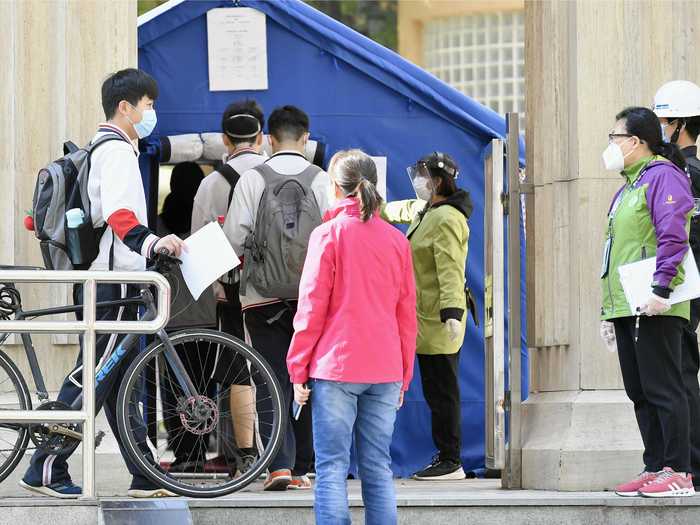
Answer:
[
  {"left": 618, "top": 250, "right": 700, "bottom": 312},
  {"left": 207, "top": 7, "right": 268, "bottom": 91},
  {"left": 179, "top": 222, "right": 240, "bottom": 300},
  {"left": 370, "top": 156, "right": 387, "bottom": 200}
]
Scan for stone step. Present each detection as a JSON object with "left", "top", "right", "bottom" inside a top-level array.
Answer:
[{"left": 0, "top": 480, "right": 699, "bottom": 525}]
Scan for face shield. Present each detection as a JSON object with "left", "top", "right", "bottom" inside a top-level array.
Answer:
[
  {"left": 406, "top": 161, "right": 431, "bottom": 183},
  {"left": 406, "top": 162, "right": 434, "bottom": 201}
]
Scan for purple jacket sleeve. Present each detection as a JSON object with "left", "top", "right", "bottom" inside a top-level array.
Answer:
[{"left": 645, "top": 164, "right": 693, "bottom": 290}]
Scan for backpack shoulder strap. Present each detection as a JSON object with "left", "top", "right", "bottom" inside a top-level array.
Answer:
[
  {"left": 84, "top": 133, "right": 130, "bottom": 269},
  {"left": 297, "top": 164, "right": 323, "bottom": 181},
  {"left": 253, "top": 163, "right": 287, "bottom": 189},
  {"left": 86, "top": 133, "right": 132, "bottom": 158},
  {"left": 218, "top": 164, "right": 241, "bottom": 207}
]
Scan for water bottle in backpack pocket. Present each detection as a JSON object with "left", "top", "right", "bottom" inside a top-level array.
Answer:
[{"left": 65, "top": 208, "right": 100, "bottom": 268}]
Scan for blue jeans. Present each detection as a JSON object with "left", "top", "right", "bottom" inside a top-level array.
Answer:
[{"left": 311, "top": 379, "right": 401, "bottom": 525}]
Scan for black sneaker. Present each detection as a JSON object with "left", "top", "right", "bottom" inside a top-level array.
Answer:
[{"left": 413, "top": 455, "right": 466, "bottom": 481}]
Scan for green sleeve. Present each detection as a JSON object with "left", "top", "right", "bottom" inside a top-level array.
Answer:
[
  {"left": 433, "top": 214, "right": 469, "bottom": 311},
  {"left": 381, "top": 199, "right": 426, "bottom": 224}
]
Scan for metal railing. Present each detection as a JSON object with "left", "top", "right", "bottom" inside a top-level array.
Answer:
[
  {"left": 483, "top": 113, "right": 526, "bottom": 488},
  {"left": 484, "top": 138, "right": 506, "bottom": 471},
  {"left": 0, "top": 270, "right": 170, "bottom": 499},
  {"left": 504, "top": 112, "right": 524, "bottom": 489}
]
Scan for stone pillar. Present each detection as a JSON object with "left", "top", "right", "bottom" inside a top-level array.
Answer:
[
  {"left": 523, "top": 0, "right": 700, "bottom": 490},
  {"left": 0, "top": 0, "right": 136, "bottom": 390}
]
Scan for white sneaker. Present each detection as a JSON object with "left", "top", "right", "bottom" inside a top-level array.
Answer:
[{"left": 127, "top": 487, "right": 177, "bottom": 498}]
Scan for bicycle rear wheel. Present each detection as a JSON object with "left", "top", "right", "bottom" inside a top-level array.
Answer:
[
  {"left": 0, "top": 347, "right": 32, "bottom": 483},
  {"left": 116, "top": 329, "right": 285, "bottom": 498}
]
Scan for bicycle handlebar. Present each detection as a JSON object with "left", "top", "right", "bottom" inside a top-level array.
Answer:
[{"left": 147, "top": 250, "right": 182, "bottom": 277}]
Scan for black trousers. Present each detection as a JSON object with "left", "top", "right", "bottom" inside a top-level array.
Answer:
[
  {"left": 220, "top": 282, "right": 244, "bottom": 341},
  {"left": 25, "top": 284, "right": 152, "bottom": 486},
  {"left": 614, "top": 315, "right": 690, "bottom": 473},
  {"left": 417, "top": 352, "right": 462, "bottom": 463},
  {"left": 681, "top": 296, "right": 700, "bottom": 482},
  {"left": 244, "top": 302, "right": 314, "bottom": 475}
]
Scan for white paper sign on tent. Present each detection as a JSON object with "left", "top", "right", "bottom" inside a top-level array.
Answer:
[
  {"left": 207, "top": 7, "right": 268, "bottom": 91},
  {"left": 178, "top": 222, "right": 240, "bottom": 300},
  {"left": 370, "top": 156, "right": 387, "bottom": 200},
  {"left": 618, "top": 250, "right": 700, "bottom": 313}
]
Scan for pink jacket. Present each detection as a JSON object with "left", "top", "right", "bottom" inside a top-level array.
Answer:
[{"left": 287, "top": 198, "right": 417, "bottom": 391}]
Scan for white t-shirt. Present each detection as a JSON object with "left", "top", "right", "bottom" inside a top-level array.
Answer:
[
  {"left": 223, "top": 151, "right": 332, "bottom": 310},
  {"left": 87, "top": 125, "right": 150, "bottom": 271}
]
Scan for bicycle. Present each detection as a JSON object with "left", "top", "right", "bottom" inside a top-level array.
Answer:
[{"left": 0, "top": 254, "right": 284, "bottom": 497}]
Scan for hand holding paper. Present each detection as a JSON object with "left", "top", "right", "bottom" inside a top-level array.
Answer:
[
  {"left": 177, "top": 222, "right": 240, "bottom": 300},
  {"left": 639, "top": 293, "right": 671, "bottom": 316},
  {"left": 618, "top": 250, "right": 700, "bottom": 313}
]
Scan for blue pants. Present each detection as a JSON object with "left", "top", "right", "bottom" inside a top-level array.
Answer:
[
  {"left": 311, "top": 379, "right": 401, "bottom": 525},
  {"left": 24, "top": 283, "right": 152, "bottom": 487}
]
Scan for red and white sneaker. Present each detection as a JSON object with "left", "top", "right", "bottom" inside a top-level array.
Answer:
[
  {"left": 614, "top": 471, "right": 658, "bottom": 496},
  {"left": 639, "top": 467, "right": 695, "bottom": 498}
]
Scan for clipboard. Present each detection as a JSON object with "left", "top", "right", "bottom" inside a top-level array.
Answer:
[{"left": 618, "top": 250, "right": 700, "bottom": 312}]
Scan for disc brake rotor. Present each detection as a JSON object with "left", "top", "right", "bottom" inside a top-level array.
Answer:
[{"left": 178, "top": 395, "right": 219, "bottom": 435}]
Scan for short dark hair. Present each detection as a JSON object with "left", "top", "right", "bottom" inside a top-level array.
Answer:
[
  {"left": 684, "top": 116, "right": 700, "bottom": 142},
  {"left": 101, "top": 68, "right": 159, "bottom": 120},
  {"left": 268, "top": 105, "right": 309, "bottom": 142},
  {"left": 221, "top": 100, "right": 264, "bottom": 146},
  {"left": 616, "top": 107, "right": 686, "bottom": 170}
]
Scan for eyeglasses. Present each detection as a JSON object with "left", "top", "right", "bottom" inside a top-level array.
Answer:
[{"left": 608, "top": 133, "right": 634, "bottom": 143}]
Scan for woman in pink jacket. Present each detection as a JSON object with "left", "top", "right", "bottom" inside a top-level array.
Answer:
[{"left": 287, "top": 149, "right": 417, "bottom": 525}]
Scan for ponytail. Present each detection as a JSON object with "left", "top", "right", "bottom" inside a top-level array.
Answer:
[
  {"left": 355, "top": 178, "right": 382, "bottom": 222},
  {"left": 653, "top": 142, "right": 687, "bottom": 171},
  {"left": 328, "top": 149, "right": 383, "bottom": 222}
]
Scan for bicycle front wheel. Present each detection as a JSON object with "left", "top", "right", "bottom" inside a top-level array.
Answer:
[
  {"left": 116, "top": 329, "right": 285, "bottom": 498},
  {"left": 0, "top": 347, "right": 31, "bottom": 483}
]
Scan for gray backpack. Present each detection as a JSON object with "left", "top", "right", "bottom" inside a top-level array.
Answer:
[
  {"left": 241, "top": 163, "right": 323, "bottom": 299},
  {"left": 32, "top": 135, "right": 127, "bottom": 270}
]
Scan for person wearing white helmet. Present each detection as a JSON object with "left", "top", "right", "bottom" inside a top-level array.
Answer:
[{"left": 654, "top": 80, "right": 700, "bottom": 490}]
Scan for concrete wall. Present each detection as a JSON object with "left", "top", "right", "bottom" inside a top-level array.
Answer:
[
  {"left": 397, "top": 0, "right": 524, "bottom": 67},
  {"left": 526, "top": 0, "right": 700, "bottom": 393},
  {"left": 0, "top": 0, "right": 137, "bottom": 390}
]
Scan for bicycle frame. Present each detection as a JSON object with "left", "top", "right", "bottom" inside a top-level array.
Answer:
[
  {"left": 5, "top": 284, "right": 198, "bottom": 409},
  {"left": 0, "top": 269, "right": 172, "bottom": 500}
]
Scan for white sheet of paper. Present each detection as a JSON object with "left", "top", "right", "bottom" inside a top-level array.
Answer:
[
  {"left": 179, "top": 222, "right": 240, "bottom": 300},
  {"left": 618, "top": 250, "right": 700, "bottom": 312},
  {"left": 370, "top": 156, "right": 387, "bottom": 200},
  {"left": 207, "top": 7, "right": 268, "bottom": 91}
]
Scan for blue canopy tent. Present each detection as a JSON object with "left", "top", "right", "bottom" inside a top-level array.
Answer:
[{"left": 137, "top": 0, "right": 527, "bottom": 477}]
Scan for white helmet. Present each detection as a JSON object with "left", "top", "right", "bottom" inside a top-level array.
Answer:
[{"left": 653, "top": 80, "right": 700, "bottom": 118}]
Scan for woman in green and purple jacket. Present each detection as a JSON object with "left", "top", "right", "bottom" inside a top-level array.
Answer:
[{"left": 600, "top": 107, "right": 695, "bottom": 498}]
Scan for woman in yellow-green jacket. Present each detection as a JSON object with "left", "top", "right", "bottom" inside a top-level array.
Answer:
[{"left": 382, "top": 152, "right": 471, "bottom": 481}]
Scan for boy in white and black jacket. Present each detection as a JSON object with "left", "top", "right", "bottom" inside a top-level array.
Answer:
[{"left": 21, "top": 68, "right": 184, "bottom": 499}]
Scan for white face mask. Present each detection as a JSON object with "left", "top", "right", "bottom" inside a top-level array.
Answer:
[
  {"left": 412, "top": 176, "right": 433, "bottom": 201},
  {"left": 602, "top": 138, "right": 634, "bottom": 172}
]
